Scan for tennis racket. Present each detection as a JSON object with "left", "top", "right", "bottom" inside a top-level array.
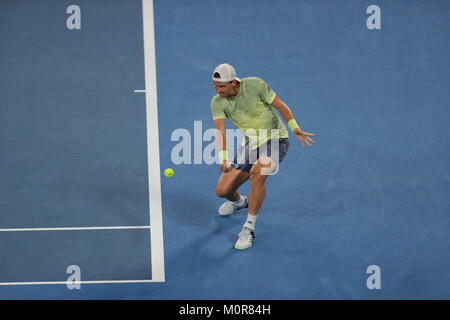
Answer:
[{"left": 226, "top": 139, "right": 250, "bottom": 169}]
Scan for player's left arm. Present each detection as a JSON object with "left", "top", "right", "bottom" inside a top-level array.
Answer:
[{"left": 271, "top": 95, "right": 316, "bottom": 148}]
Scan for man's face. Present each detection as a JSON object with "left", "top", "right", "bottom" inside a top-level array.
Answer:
[{"left": 213, "top": 80, "right": 236, "bottom": 98}]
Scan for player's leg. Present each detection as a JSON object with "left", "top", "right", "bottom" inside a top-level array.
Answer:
[
  {"left": 215, "top": 168, "right": 249, "bottom": 201},
  {"left": 246, "top": 138, "right": 289, "bottom": 216},
  {"left": 247, "top": 156, "right": 275, "bottom": 215},
  {"left": 234, "top": 156, "right": 275, "bottom": 250},
  {"left": 215, "top": 168, "right": 249, "bottom": 216},
  {"left": 235, "top": 138, "right": 289, "bottom": 250}
]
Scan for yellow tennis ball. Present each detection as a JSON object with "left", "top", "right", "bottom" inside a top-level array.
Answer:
[{"left": 164, "top": 168, "right": 174, "bottom": 178}]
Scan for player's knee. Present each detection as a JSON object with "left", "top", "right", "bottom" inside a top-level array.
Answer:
[
  {"left": 216, "top": 185, "right": 231, "bottom": 198},
  {"left": 258, "top": 156, "right": 273, "bottom": 167},
  {"left": 250, "top": 157, "right": 276, "bottom": 178}
]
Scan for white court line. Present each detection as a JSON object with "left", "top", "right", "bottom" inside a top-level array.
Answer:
[
  {"left": 0, "top": 280, "right": 158, "bottom": 286},
  {"left": 0, "top": 226, "right": 150, "bottom": 232},
  {"left": 134, "top": 89, "right": 146, "bottom": 93},
  {"left": 142, "top": 0, "right": 165, "bottom": 283},
  {"left": 0, "top": 226, "right": 153, "bottom": 287}
]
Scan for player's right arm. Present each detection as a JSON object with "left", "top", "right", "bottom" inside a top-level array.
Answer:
[{"left": 213, "top": 118, "right": 232, "bottom": 173}]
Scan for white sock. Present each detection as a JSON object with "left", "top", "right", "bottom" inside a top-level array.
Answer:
[
  {"left": 244, "top": 213, "right": 257, "bottom": 230},
  {"left": 234, "top": 195, "right": 246, "bottom": 207}
]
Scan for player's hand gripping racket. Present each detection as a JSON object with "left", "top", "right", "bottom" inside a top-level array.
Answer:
[{"left": 226, "top": 140, "right": 250, "bottom": 169}]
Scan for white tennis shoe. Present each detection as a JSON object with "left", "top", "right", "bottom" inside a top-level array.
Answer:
[
  {"left": 234, "top": 227, "right": 255, "bottom": 250},
  {"left": 218, "top": 196, "right": 248, "bottom": 216}
]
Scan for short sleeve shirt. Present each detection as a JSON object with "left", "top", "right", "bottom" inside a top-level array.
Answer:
[{"left": 210, "top": 77, "right": 289, "bottom": 148}]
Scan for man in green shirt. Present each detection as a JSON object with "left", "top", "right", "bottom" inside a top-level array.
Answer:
[{"left": 211, "top": 63, "right": 316, "bottom": 250}]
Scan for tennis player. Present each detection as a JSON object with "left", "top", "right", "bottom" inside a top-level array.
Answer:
[{"left": 211, "top": 63, "right": 316, "bottom": 250}]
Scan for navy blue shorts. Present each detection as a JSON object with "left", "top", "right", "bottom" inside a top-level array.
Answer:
[{"left": 235, "top": 138, "right": 289, "bottom": 173}]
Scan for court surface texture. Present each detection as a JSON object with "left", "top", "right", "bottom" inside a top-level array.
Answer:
[{"left": 0, "top": 0, "right": 449, "bottom": 299}]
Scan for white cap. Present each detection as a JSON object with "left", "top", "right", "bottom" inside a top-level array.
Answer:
[{"left": 212, "top": 63, "right": 241, "bottom": 82}]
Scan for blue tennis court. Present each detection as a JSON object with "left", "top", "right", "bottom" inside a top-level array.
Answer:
[{"left": 0, "top": 0, "right": 449, "bottom": 299}]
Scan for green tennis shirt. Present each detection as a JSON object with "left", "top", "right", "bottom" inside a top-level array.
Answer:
[{"left": 211, "top": 77, "right": 289, "bottom": 149}]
